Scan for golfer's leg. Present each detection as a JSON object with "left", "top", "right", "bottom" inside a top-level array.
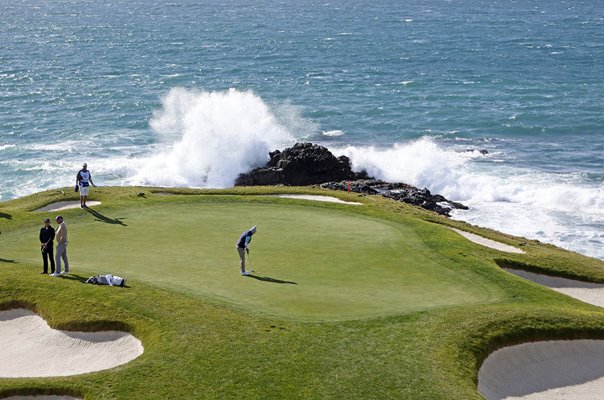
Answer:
[
  {"left": 237, "top": 247, "right": 246, "bottom": 272},
  {"left": 49, "top": 248, "right": 55, "bottom": 273},
  {"left": 62, "top": 246, "right": 69, "bottom": 272},
  {"left": 55, "top": 244, "right": 63, "bottom": 274},
  {"left": 42, "top": 251, "right": 48, "bottom": 273}
]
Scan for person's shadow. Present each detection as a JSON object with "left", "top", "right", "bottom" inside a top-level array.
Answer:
[
  {"left": 58, "top": 273, "right": 89, "bottom": 283},
  {"left": 60, "top": 273, "right": 131, "bottom": 288},
  {"left": 0, "top": 212, "right": 11, "bottom": 219},
  {"left": 248, "top": 274, "right": 297, "bottom": 285},
  {"left": 85, "top": 207, "right": 127, "bottom": 226}
]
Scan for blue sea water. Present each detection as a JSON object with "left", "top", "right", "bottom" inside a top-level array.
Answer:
[{"left": 1, "top": 0, "right": 603, "bottom": 258}]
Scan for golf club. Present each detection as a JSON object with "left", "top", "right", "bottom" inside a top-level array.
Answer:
[{"left": 246, "top": 251, "right": 254, "bottom": 274}]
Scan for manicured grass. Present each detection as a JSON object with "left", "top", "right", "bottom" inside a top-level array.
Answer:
[
  {"left": 1, "top": 199, "right": 500, "bottom": 320},
  {"left": 1, "top": 186, "right": 604, "bottom": 399}
]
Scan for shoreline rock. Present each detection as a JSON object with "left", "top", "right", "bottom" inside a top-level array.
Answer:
[
  {"left": 235, "top": 142, "right": 467, "bottom": 216},
  {"left": 235, "top": 142, "right": 370, "bottom": 186},
  {"left": 320, "top": 179, "right": 468, "bottom": 216}
]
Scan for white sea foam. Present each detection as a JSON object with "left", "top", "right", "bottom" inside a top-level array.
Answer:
[
  {"left": 333, "top": 137, "right": 604, "bottom": 259},
  {"left": 322, "top": 130, "right": 345, "bottom": 137},
  {"left": 127, "top": 88, "right": 297, "bottom": 187}
]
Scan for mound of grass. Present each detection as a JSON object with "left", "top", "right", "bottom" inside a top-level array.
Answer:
[{"left": 1, "top": 186, "right": 603, "bottom": 399}]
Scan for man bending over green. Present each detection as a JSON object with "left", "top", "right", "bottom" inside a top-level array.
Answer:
[{"left": 236, "top": 226, "right": 256, "bottom": 276}]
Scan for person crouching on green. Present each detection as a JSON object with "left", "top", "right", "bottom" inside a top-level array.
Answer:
[{"left": 236, "top": 226, "right": 256, "bottom": 276}]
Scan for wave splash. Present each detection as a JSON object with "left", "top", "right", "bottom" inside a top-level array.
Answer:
[
  {"left": 128, "top": 88, "right": 298, "bottom": 187},
  {"left": 333, "top": 137, "right": 604, "bottom": 258}
]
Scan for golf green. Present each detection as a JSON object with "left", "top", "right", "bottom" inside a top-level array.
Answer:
[
  {"left": 2, "top": 189, "right": 604, "bottom": 400},
  {"left": 0, "top": 199, "right": 499, "bottom": 320}
]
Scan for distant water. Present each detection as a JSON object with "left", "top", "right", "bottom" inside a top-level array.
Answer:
[{"left": 1, "top": 0, "right": 602, "bottom": 259}]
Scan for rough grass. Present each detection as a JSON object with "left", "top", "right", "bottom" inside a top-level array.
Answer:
[{"left": 1, "top": 186, "right": 604, "bottom": 399}]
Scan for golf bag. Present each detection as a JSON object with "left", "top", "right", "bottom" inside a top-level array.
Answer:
[{"left": 85, "top": 274, "right": 126, "bottom": 287}]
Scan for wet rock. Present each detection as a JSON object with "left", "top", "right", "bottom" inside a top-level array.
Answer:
[
  {"left": 235, "top": 142, "right": 369, "bottom": 186},
  {"left": 235, "top": 142, "right": 467, "bottom": 216}
]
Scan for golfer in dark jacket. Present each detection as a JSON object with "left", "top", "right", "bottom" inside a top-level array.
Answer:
[
  {"left": 39, "top": 218, "right": 55, "bottom": 274},
  {"left": 236, "top": 226, "right": 256, "bottom": 276}
]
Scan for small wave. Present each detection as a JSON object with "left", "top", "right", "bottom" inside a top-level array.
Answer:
[
  {"left": 27, "top": 141, "right": 81, "bottom": 152},
  {"left": 322, "top": 130, "right": 345, "bottom": 137},
  {"left": 0, "top": 144, "right": 16, "bottom": 151}
]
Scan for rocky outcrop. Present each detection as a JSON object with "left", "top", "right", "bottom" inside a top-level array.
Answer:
[
  {"left": 235, "top": 142, "right": 370, "bottom": 186},
  {"left": 235, "top": 142, "right": 467, "bottom": 216},
  {"left": 320, "top": 179, "right": 468, "bottom": 216}
]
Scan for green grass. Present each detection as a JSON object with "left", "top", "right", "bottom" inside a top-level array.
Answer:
[{"left": 1, "top": 186, "right": 604, "bottom": 399}]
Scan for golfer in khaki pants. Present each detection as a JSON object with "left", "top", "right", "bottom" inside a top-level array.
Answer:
[
  {"left": 236, "top": 226, "right": 256, "bottom": 276},
  {"left": 52, "top": 216, "right": 69, "bottom": 276}
]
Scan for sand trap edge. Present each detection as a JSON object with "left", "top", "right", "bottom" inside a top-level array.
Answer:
[
  {"left": 274, "top": 194, "right": 362, "bottom": 205},
  {"left": 34, "top": 201, "right": 101, "bottom": 212},
  {"left": 451, "top": 228, "right": 525, "bottom": 254},
  {"left": 478, "top": 339, "right": 604, "bottom": 400},
  {"left": 503, "top": 268, "right": 604, "bottom": 308},
  {"left": 0, "top": 308, "right": 143, "bottom": 378}
]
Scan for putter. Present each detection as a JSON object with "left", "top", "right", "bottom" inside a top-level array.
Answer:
[{"left": 246, "top": 251, "right": 255, "bottom": 273}]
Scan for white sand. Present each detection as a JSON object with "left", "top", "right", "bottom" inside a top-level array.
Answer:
[
  {"left": 478, "top": 340, "right": 604, "bottom": 400},
  {"left": 504, "top": 268, "right": 604, "bottom": 308},
  {"left": 275, "top": 194, "right": 362, "bottom": 205},
  {"left": 0, "top": 309, "right": 143, "bottom": 378},
  {"left": 451, "top": 228, "right": 525, "bottom": 254},
  {"left": 478, "top": 270, "right": 604, "bottom": 399},
  {"left": 35, "top": 201, "right": 101, "bottom": 212}
]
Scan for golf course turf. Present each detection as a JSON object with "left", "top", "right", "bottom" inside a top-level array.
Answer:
[{"left": 1, "top": 186, "right": 603, "bottom": 399}]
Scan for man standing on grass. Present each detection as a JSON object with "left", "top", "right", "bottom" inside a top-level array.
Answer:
[
  {"left": 236, "top": 226, "right": 256, "bottom": 276},
  {"left": 51, "top": 215, "right": 69, "bottom": 276},
  {"left": 39, "top": 218, "right": 55, "bottom": 274},
  {"left": 76, "top": 163, "right": 96, "bottom": 208}
]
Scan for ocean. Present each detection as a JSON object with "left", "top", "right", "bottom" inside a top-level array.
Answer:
[{"left": 1, "top": 0, "right": 603, "bottom": 259}]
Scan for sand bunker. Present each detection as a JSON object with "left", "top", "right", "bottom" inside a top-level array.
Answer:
[
  {"left": 504, "top": 268, "right": 604, "bottom": 308},
  {"left": 35, "top": 201, "right": 101, "bottom": 212},
  {"left": 478, "top": 270, "right": 604, "bottom": 399},
  {"left": 0, "top": 309, "right": 143, "bottom": 378},
  {"left": 451, "top": 228, "right": 525, "bottom": 254},
  {"left": 478, "top": 339, "right": 604, "bottom": 400},
  {"left": 275, "top": 194, "right": 362, "bottom": 205}
]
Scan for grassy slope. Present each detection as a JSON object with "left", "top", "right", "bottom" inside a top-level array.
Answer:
[
  {"left": 0, "top": 197, "right": 500, "bottom": 320},
  {"left": 0, "top": 186, "right": 603, "bottom": 399}
]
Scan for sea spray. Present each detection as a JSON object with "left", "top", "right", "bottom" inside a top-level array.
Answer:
[
  {"left": 333, "top": 137, "right": 604, "bottom": 259},
  {"left": 129, "top": 88, "right": 298, "bottom": 187}
]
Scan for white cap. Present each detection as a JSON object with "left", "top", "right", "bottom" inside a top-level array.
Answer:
[{"left": 250, "top": 226, "right": 257, "bottom": 234}]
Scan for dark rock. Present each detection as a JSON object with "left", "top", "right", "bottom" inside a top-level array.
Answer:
[
  {"left": 320, "top": 179, "right": 467, "bottom": 216},
  {"left": 235, "top": 142, "right": 368, "bottom": 186},
  {"left": 462, "top": 149, "right": 489, "bottom": 155},
  {"left": 235, "top": 142, "right": 468, "bottom": 216}
]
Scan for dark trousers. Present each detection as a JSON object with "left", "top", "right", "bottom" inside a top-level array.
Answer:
[{"left": 42, "top": 247, "right": 55, "bottom": 273}]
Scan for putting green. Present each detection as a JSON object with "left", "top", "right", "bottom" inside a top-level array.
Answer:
[{"left": 1, "top": 200, "right": 500, "bottom": 320}]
